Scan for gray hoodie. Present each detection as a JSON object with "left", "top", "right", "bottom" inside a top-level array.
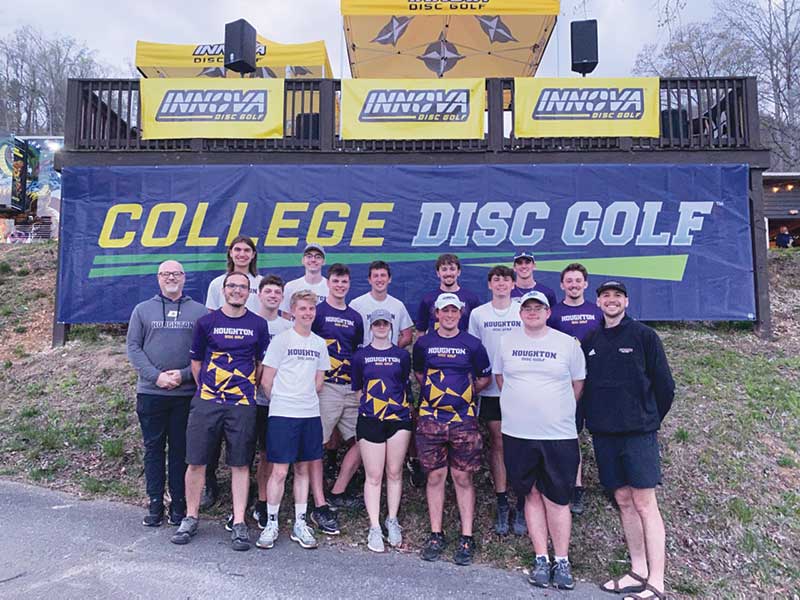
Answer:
[{"left": 126, "top": 294, "right": 208, "bottom": 396}]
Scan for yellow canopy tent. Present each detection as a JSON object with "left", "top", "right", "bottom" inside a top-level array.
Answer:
[
  {"left": 135, "top": 35, "right": 332, "bottom": 79},
  {"left": 342, "top": 0, "right": 559, "bottom": 79}
]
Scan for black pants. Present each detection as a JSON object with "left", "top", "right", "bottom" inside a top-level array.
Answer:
[{"left": 136, "top": 394, "right": 191, "bottom": 500}]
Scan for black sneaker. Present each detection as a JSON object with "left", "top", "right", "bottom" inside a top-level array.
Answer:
[
  {"left": 200, "top": 477, "right": 219, "bottom": 511},
  {"left": 407, "top": 458, "right": 427, "bottom": 488},
  {"left": 421, "top": 532, "right": 446, "bottom": 562},
  {"left": 328, "top": 492, "right": 365, "bottom": 511},
  {"left": 310, "top": 505, "right": 341, "bottom": 535},
  {"left": 571, "top": 486, "right": 586, "bottom": 516},
  {"left": 494, "top": 502, "right": 511, "bottom": 535},
  {"left": 142, "top": 497, "right": 164, "bottom": 527},
  {"left": 551, "top": 558, "right": 575, "bottom": 590},
  {"left": 453, "top": 536, "right": 476, "bottom": 566},
  {"left": 252, "top": 500, "right": 268, "bottom": 530},
  {"left": 224, "top": 514, "right": 234, "bottom": 532},
  {"left": 231, "top": 522, "right": 251, "bottom": 552},
  {"left": 168, "top": 498, "right": 186, "bottom": 526},
  {"left": 170, "top": 516, "right": 199, "bottom": 545}
]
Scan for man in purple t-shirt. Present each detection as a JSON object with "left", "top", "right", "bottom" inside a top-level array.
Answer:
[
  {"left": 415, "top": 253, "right": 482, "bottom": 335},
  {"left": 546, "top": 262, "right": 604, "bottom": 517},
  {"left": 510, "top": 251, "right": 557, "bottom": 308},
  {"left": 171, "top": 272, "right": 269, "bottom": 552}
]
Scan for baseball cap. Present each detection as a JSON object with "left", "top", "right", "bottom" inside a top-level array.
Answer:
[
  {"left": 513, "top": 251, "right": 535, "bottom": 262},
  {"left": 519, "top": 290, "right": 550, "bottom": 308},
  {"left": 303, "top": 243, "right": 326, "bottom": 257},
  {"left": 368, "top": 309, "right": 393, "bottom": 325},
  {"left": 434, "top": 293, "right": 465, "bottom": 310},
  {"left": 596, "top": 280, "right": 628, "bottom": 296}
]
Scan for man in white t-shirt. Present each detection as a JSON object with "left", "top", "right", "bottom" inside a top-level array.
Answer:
[
  {"left": 202, "top": 235, "right": 263, "bottom": 511},
  {"left": 251, "top": 275, "right": 293, "bottom": 529},
  {"left": 205, "top": 236, "right": 263, "bottom": 313},
  {"left": 257, "top": 290, "right": 331, "bottom": 551},
  {"left": 494, "top": 291, "right": 585, "bottom": 591},
  {"left": 350, "top": 260, "right": 414, "bottom": 348},
  {"left": 279, "top": 243, "right": 329, "bottom": 314},
  {"left": 468, "top": 265, "right": 520, "bottom": 536}
]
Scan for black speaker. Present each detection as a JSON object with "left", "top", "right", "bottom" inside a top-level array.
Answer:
[
  {"left": 224, "top": 19, "right": 257, "bottom": 74},
  {"left": 571, "top": 20, "right": 598, "bottom": 76}
]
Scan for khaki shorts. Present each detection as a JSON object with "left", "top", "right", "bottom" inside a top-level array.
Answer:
[{"left": 319, "top": 382, "right": 360, "bottom": 443}]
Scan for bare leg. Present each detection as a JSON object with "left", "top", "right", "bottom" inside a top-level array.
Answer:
[
  {"left": 425, "top": 467, "right": 447, "bottom": 532},
  {"left": 525, "top": 487, "right": 549, "bottom": 556},
  {"left": 632, "top": 488, "right": 666, "bottom": 592},
  {"left": 185, "top": 464, "right": 206, "bottom": 518},
  {"left": 330, "top": 441, "right": 362, "bottom": 495},
  {"left": 256, "top": 451, "right": 271, "bottom": 502},
  {"left": 575, "top": 451, "right": 583, "bottom": 487},
  {"left": 266, "top": 463, "right": 289, "bottom": 506},
  {"left": 602, "top": 487, "right": 649, "bottom": 590},
  {"left": 309, "top": 459, "right": 326, "bottom": 507},
  {"left": 450, "top": 468, "right": 475, "bottom": 537},
  {"left": 385, "top": 430, "right": 411, "bottom": 519},
  {"left": 230, "top": 465, "right": 249, "bottom": 523},
  {"left": 542, "top": 495, "right": 572, "bottom": 557},
  {"left": 293, "top": 461, "right": 310, "bottom": 507},
  {"left": 359, "top": 439, "right": 386, "bottom": 528},
  {"left": 487, "top": 421, "right": 506, "bottom": 493}
]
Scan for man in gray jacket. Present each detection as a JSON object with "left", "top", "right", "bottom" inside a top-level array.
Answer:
[{"left": 127, "top": 260, "right": 208, "bottom": 527}]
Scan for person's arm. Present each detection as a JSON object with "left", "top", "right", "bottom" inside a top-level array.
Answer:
[
  {"left": 188, "top": 319, "right": 208, "bottom": 388},
  {"left": 412, "top": 338, "right": 426, "bottom": 387},
  {"left": 415, "top": 296, "right": 430, "bottom": 334},
  {"left": 315, "top": 370, "right": 325, "bottom": 393},
  {"left": 191, "top": 359, "right": 202, "bottom": 386},
  {"left": 495, "top": 374, "right": 504, "bottom": 391},
  {"left": 261, "top": 366, "right": 277, "bottom": 399},
  {"left": 572, "top": 379, "right": 585, "bottom": 401},
  {"left": 126, "top": 306, "right": 172, "bottom": 387},
  {"left": 398, "top": 327, "right": 413, "bottom": 348},
  {"left": 473, "top": 375, "right": 490, "bottom": 394},
  {"left": 645, "top": 330, "right": 675, "bottom": 420}
]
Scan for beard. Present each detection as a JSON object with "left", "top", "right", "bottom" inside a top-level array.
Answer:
[{"left": 229, "top": 301, "right": 245, "bottom": 308}]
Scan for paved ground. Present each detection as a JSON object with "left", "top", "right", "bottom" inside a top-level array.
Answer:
[{"left": 0, "top": 480, "right": 605, "bottom": 599}]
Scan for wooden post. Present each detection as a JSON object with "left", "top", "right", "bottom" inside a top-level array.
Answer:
[{"left": 749, "top": 169, "right": 772, "bottom": 339}]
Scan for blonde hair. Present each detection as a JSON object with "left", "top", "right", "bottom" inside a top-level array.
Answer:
[{"left": 290, "top": 289, "right": 318, "bottom": 308}]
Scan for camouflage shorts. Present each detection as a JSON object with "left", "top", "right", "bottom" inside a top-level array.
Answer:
[{"left": 415, "top": 417, "right": 482, "bottom": 473}]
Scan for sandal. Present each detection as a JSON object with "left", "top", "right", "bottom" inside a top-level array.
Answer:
[
  {"left": 622, "top": 583, "right": 668, "bottom": 599},
  {"left": 600, "top": 571, "right": 647, "bottom": 594}
]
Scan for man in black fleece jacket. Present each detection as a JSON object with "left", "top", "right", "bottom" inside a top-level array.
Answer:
[{"left": 581, "top": 281, "right": 674, "bottom": 600}]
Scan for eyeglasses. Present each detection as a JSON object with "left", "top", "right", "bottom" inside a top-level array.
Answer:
[
  {"left": 304, "top": 253, "right": 324, "bottom": 260},
  {"left": 520, "top": 305, "right": 547, "bottom": 313},
  {"left": 224, "top": 283, "right": 249, "bottom": 291},
  {"left": 158, "top": 271, "right": 184, "bottom": 279}
]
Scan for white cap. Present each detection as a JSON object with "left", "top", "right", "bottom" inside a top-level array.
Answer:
[
  {"left": 519, "top": 290, "right": 550, "bottom": 308},
  {"left": 434, "top": 293, "right": 464, "bottom": 310}
]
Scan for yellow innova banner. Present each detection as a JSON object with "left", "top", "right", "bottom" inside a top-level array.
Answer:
[
  {"left": 140, "top": 79, "right": 284, "bottom": 140},
  {"left": 341, "top": 0, "right": 560, "bottom": 15},
  {"left": 514, "top": 77, "right": 661, "bottom": 138},
  {"left": 341, "top": 78, "right": 485, "bottom": 140}
]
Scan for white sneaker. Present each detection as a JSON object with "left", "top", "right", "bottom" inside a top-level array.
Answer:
[
  {"left": 256, "top": 519, "right": 279, "bottom": 549},
  {"left": 384, "top": 517, "right": 403, "bottom": 547},
  {"left": 291, "top": 519, "right": 318, "bottom": 549},
  {"left": 367, "top": 526, "right": 385, "bottom": 553}
]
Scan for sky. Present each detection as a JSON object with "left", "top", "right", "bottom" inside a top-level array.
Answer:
[{"left": 0, "top": 0, "right": 716, "bottom": 78}]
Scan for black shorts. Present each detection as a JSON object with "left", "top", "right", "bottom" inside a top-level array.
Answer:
[
  {"left": 256, "top": 405, "right": 269, "bottom": 454},
  {"left": 592, "top": 432, "right": 661, "bottom": 491},
  {"left": 356, "top": 415, "right": 413, "bottom": 444},
  {"left": 267, "top": 416, "right": 323, "bottom": 464},
  {"left": 185, "top": 399, "right": 256, "bottom": 468},
  {"left": 479, "top": 396, "right": 501, "bottom": 422},
  {"left": 503, "top": 435, "right": 580, "bottom": 506}
]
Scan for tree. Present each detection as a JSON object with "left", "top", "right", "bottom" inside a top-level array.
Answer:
[{"left": 0, "top": 27, "right": 109, "bottom": 136}]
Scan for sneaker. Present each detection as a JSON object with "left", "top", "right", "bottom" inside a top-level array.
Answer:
[
  {"left": 494, "top": 502, "right": 510, "bottom": 535},
  {"left": 367, "top": 526, "right": 385, "bottom": 553},
  {"left": 551, "top": 558, "right": 575, "bottom": 590},
  {"left": 421, "top": 532, "right": 446, "bottom": 562},
  {"left": 291, "top": 519, "right": 318, "bottom": 549},
  {"left": 256, "top": 519, "right": 279, "bottom": 549},
  {"left": 167, "top": 499, "right": 186, "bottom": 526},
  {"left": 224, "top": 514, "right": 234, "bottom": 532},
  {"left": 571, "top": 486, "right": 586, "bottom": 516},
  {"left": 142, "top": 497, "right": 164, "bottom": 527},
  {"left": 252, "top": 501, "right": 268, "bottom": 530},
  {"left": 384, "top": 517, "right": 403, "bottom": 548},
  {"left": 512, "top": 508, "right": 527, "bottom": 536},
  {"left": 310, "top": 505, "right": 341, "bottom": 535},
  {"left": 527, "top": 556, "right": 550, "bottom": 588},
  {"left": 407, "top": 458, "right": 427, "bottom": 488},
  {"left": 453, "top": 536, "right": 476, "bottom": 566},
  {"left": 230, "top": 522, "right": 251, "bottom": 551},
  {"left": 199, "top": 478, "right": 219, "bottom": 511},
  {"left": 170, "top": 516, "right": 199, "bottom": 545},
  {"left": 328, "top": 492, "right": 365, "bottom": 511}
]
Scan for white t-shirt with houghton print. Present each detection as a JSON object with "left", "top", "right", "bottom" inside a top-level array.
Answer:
[
  {"left": 468, "top": 301, "right": 522, "bottom": 397},
  {"left": 350, "top": 292, "right": 413, "bottom": 346},
  {"left": 279, "top": 276, "right": 329, "bottom": 314}
]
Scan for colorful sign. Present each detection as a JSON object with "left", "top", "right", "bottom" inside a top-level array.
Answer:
[
  {"left": 514, "top": 77, "right": 661, "bottom": 138},
  {"left": 341, "top": 0, "right": 560, "bottom": 16},
  {"left": 58, "top": 163, "right": 755, "bottom": 324},
  {"left": 341, "top": 79, "right": 485, "bottom": 139},
  {"left": 140, "top": 78, "right": 285, "bottom": 140}
]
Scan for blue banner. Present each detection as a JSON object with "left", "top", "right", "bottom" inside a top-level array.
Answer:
[{"left": 58, "top": 163, "right": 755, "bottom": 323}]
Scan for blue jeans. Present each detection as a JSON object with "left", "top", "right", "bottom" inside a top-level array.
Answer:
[{"left": 136, "top": 394, "right": 191, "bottom": 500}]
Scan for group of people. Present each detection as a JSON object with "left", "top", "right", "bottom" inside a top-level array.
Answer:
[{"left": 126, "top": 237, "right": 675, "bottom": 599}]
